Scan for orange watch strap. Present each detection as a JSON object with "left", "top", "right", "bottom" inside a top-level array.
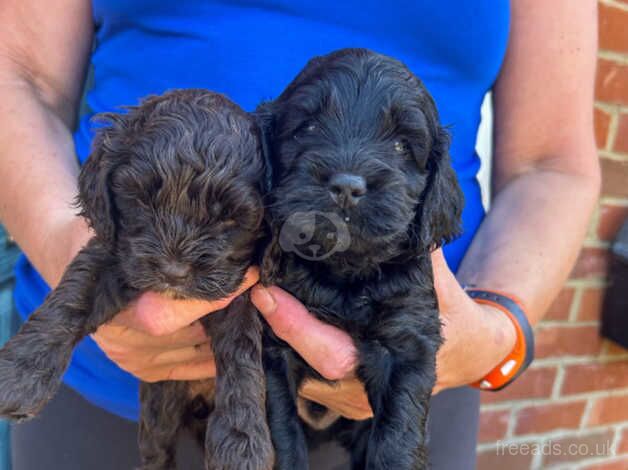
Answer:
[{"left": 465, "top": 289, "right": 535, "bottom": 391}]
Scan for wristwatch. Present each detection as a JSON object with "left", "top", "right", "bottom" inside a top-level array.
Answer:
[{"left": 464, "top": 289, "right": 535, "bottom": 391}]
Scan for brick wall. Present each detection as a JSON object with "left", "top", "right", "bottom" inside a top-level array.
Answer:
[{"left": 476, "top": 2, "right": 628, "bottom": 469}]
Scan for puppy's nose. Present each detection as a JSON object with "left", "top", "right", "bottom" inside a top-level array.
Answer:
[
  {"left": 161, "top": 261, "right": 191, "bottom": 282},
  {"left": 328, "top": 173, "right": 367, "bottom": 208}
]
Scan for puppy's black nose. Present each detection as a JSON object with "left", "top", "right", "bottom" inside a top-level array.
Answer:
[
  {"left": 328, "top": 173, "right": 367, "bottom": 208},
  {"left": 162, "top": 261, "right": 191, "bottom": 282}
]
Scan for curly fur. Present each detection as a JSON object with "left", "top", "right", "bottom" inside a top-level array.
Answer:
[
  {"left": 257, "top": 49, "right": 464, "bottom": 469},
  {"left": 0, "top": 89, "right": 273, "bottom": 470}
]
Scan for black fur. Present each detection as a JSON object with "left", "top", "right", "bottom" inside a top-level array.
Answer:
[
  {"left": 0, "top": 89, "right": 273, "bottom": 470},
  {"left": 258, "top": 49, "right": 463, "bottom": 469}
]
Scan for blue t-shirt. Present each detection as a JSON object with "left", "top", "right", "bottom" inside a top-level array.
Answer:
[{"left": 13, "top": 0, "right": 510, "bottom": 421}]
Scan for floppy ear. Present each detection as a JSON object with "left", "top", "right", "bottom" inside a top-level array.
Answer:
[
  {"left": 260, "top": 227, "right": 284, "bottom": 285},
  {"left": 415, "top": 125, "right": 464, "bottom": 251},
  {"left": 77, "top": 123, "right": 121, "bottom": 244},
  {"left": 253, "top": 103, "right": 276, "bottom": 194}
]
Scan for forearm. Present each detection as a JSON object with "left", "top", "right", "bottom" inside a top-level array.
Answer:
[
  {"left": 0, "top": 1, "right": 94, "bottom": 287},
  {"left": 0, "top": 77, "right": 89, "bottom": 287},
  {"left": 457, "top": 167, "right": 600, "bottom": 324}
]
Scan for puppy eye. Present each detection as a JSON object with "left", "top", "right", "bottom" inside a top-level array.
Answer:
[
  {"left": 294, "top": 121, "right": 318, "bottom": 139},
  {"left": 393, "top": 140, "right": 410, "bottom": 154},
  {"left": 304, "top": 122, "right": 318, "bottom": 133}
]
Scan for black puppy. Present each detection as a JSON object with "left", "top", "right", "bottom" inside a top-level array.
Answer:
[
  {"left": 0, "top": 89, "right": 273, "bottom": 470},
  {"left": 258, "top": 49, "right": 463, "bottom": 469}
]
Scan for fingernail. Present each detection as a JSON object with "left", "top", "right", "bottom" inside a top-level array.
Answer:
[{"left": 253, "top": 285, "right": 277, "bottom": 315}]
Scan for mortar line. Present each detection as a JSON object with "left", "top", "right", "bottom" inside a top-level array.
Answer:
[
  {"left": 606, "top": 106, "right": 620, "bottom": 152},
  {"left": 552, "top": 364, "right": 566, "bottom": 400},
  {"left": 568, "top": 286, "right": 584, "bottom": 322},
  {"left": 579, "top": 396, "right": 596, "bottom": 430},
  {"left": 599, "top": 0, "right": 628, "bottom": 13},
  {"left": 597, "top": 49, "right": 628, "bottom": 64},
  {"left": 480, "top": 388, "right": 628, "bottom": 413},
  {"left": 594, "top": 101, "right": 628, "bottom": 113},
  {"left": 599, "top": 150, "right": 628, "bottom": 161},
  {"left": 599, "top": 196, "right": 628, "bottom": 206}
]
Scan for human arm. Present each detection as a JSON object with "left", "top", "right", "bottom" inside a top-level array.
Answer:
[
  {"left": 0, "top": 0, "right": 254, "bottom": 383},
  {"left": 439, "top": 0, "right": 600, "bottom": 391},
  {"left": 0, "top": 0, "right": 93, "bottom": 286}
]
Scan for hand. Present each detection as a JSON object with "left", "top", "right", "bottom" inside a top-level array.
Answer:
[
  {"left": 91, "top": 267, "right": 259, "bottom": 382},
  {"left": 251, "top": 249, "right": 517, "bottom": 420},
  {"left": 250, "top": 284, "right": 369, "bottom": 420},
  {"left": 431, "top": 249, "right": 517, "bottom": 393}
]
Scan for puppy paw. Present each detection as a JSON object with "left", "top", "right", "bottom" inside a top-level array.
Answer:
[
  {"left": 0, "top": 340, "right": 70, "bottom": 421},
  {"left": 205, "top": 410, "right": 274, "bottom": 470}
]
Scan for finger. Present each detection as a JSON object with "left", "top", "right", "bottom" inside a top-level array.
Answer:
[
  {"left": 431, "top": 248, "right": 448, "bottom": 307},
  {"left": 139, "top": 359, "right": 217, "bottom": 383},
  {"left": 431, "top": 248, "right": 450, "bottom": 294},
  {"left": 430, "top": 248, "right": 466, "bottom": 312},
  {"left": 93, "top": 321, "right": 208, "bottom": 350},
  {"left": 430, "top": 247, "right": 446, "bottom": 272},
  {"left": 150, "top": 342, "right": 213, "bottom": 366},
  {"left": 299, "top": 378, "right": 373, "bottom": 421},
  {"left": 133, "top": 267, "right": 259, "bottom": 336},
  {"left": 251, "top": 284, "right": 357, "bottom": 380}
]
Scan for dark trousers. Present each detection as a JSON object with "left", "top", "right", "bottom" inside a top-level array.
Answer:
[{"left": 11, "top": 384, "right": 478, "bottom": 469}]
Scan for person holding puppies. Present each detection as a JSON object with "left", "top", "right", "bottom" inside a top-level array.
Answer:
[{"left": 0, "top": 1, "right": 599, "bottom": 469}]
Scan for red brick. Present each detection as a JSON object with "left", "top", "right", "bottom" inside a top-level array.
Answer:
[
  {"left": 620, "top": 428, "right": 628, "bottom": 454},
  {"left": 542, "top": 430, "right": 614, "bottom": 466},
  {"left": 601, "top": 158, "right": 628, "bottom": 199},
  {"left": 562, "top": 361, "right": 628, "bottom": 395},
  {"left": 596, "top": 59, "right": 628, "bottom": 106},
  {"left": 570, "top": 247, "right": 611, "bottom": 279},
  {"left": 587, "top": 395, "right": 628, "bottom": 426},
  {"left": 583, "top": 457, "right": 628, "bottom": 470},
  {"left": 597, "top": 204, "right": 628, "bottom": 241},
  {"left": 605, "top": 339, "right": 628, "bottom": 356},
  {"left": 535, "top": 325, "right": 602, "bottom": 358},
  {"left": 599, "top": 3, "right": 628, "bottom": 54},
  {"left": 481, "top": 367, "right": 557, "bottom": 404},
  {"left": 514, "top": 401, "right": 586, "bottom": 435},
  {"left": 545, "top": 288, "right": 575, "bottom": 321},
  {"left": 477, "top": 447, "right": 534, "bottom": 470},
  {"left": 614, "top": 113, "right": 628, "bottom": 154},
  {"left": 578, "top": 287, "right": 606, "bottom": 321},
  {"left": 595, "top": 107, "right": 611, "bottom": 149},
  {"left": 478, "top": 409, "right": 510, "bottom": 443}
]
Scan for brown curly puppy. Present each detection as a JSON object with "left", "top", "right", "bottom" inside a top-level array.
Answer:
[{"left": 0, "top": 89, "right": 273, "bottom": 470}]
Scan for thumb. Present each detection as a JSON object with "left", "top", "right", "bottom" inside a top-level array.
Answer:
[
  {"left": 251, "top": 284, "right": 358, "bottom": 381},
  {"left": 430, "top": 248, "right": 462, "bottom": 311}
]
